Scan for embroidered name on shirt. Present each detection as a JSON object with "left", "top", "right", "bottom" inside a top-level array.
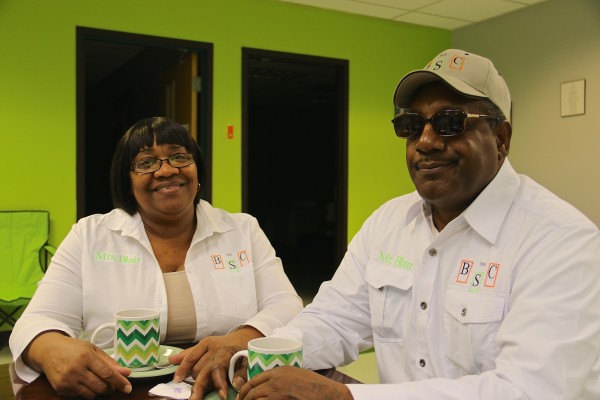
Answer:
[
  {"left": 211, "top": 250, "right": 250, "bottom": 272},
  {"left": 379, "top": 251, "right": 414, "bottom": 270},
  {"left": 95, "top": 251, "right": 141, "bottom": 264},
  {"left": 456, "top": 260, "right": 501, "bottom": 291}
]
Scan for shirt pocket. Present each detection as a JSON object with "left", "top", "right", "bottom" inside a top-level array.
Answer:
[
  {"left": 211, "top": 266, "right": 258, "bottom": 319},
  {"left": 444, "top": 288, "right": 505, "bottom": 374},
  {"left": 365, "top": 262, "right": 414, "bottom": 343}
]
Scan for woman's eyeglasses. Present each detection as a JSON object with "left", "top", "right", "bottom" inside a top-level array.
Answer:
[
  {"left": 391, "top": 109, "right": 500, "bottom": 139},
  {"left": 131, "top": 153, "right": 195, "bottom": 174}
]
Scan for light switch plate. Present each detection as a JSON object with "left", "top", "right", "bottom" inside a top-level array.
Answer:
[{"left": 561, "top": 79, "right": 585, "bottom": 117}]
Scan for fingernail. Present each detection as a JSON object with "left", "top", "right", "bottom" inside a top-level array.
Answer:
[
  {"left": 173, "top": 375, "right": 181, "bottom": 383},
  {"left": 232, "top": 376, "right": 245, "bottom": 390},
  {"left": 219, "top": 389, "right": 226, "bottom": 399},
  {"left": 124, "top": 384, "right": 132, "bottom": 393}
]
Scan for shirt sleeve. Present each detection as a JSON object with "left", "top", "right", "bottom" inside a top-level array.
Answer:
[
  {"left": 239, "top": 217, "right": 303, "bottom": 336},
  {"left": 271, "top": 223, "right": 376, "bottom": 370}
]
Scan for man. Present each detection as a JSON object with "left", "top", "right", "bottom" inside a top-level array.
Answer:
[{"left": 180, "top": 49, "right": 600, "bottom": 400}]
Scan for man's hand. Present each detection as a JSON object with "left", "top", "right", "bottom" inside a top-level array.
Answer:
[
  {"left": 237, "top": 366, "right": 354, "bottom": 400},
  {"left": 23, "top": 332, "right": 132, "bottom": 399},
  {"left": 169, "top": 326, "right": 263, "bottom": 400}
]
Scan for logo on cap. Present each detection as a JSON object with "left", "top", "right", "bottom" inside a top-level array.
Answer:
[{"left": 449, "top": 55, "right": 466, "bottom": 71}]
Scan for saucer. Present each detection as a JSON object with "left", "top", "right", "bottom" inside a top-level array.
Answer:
[{"left": 105, "top": 345, "right": 183, "bottom": 379}]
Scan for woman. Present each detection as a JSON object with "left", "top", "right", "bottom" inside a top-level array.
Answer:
[{"left": 9, "top": 117, "right": 303, "bottom": 398}]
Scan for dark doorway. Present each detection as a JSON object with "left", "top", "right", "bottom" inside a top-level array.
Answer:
[
  {"left": 242, "top": 48, "right": 348, "bottom": 300},
  {"left": 76, "top": 27, "right": 213, "bottom": 219}
]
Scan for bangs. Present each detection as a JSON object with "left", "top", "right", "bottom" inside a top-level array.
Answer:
[{"left": 125, "top": 118, "right": 195, "bottom": 162}]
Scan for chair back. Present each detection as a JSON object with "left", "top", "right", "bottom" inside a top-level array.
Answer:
[{"left": 0, "top": 210, "right": 52, "bottom": 305}]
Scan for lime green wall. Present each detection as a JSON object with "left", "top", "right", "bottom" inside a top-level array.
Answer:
[{"left": 0, "top": 0, "right": 449, "bottom": 246}]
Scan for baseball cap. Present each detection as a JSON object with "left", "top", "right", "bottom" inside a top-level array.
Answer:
[{"left": 393, "top": 49, "right": 511, "bottom": 122}]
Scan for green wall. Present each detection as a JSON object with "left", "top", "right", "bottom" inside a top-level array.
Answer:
[{"left": 0, "top": 0, "right": 449, "bottom": 246}]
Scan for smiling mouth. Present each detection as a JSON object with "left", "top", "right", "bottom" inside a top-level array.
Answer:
[
  {"left": 154, "top": 182, "right": 186, "bottom": 192},
  {"left": 416, "top": 160, "right": 455, "bottom": 171}
]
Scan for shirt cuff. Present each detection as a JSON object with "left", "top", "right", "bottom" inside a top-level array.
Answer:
[{"left": 347, "top": 384, "right": 408, "bottom": 400}]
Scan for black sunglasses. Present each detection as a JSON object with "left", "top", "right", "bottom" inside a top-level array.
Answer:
[{"left": 391, "top": 109, "right": 500, "bottom": 139}]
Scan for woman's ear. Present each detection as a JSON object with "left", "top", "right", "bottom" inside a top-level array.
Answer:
[{"left": 496, "top": 121, "right": 512, "bottom": 160}]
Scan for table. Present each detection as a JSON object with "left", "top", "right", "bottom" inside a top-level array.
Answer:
[{"left": 3, "top": 362, "right": 360, "bottom": 399}]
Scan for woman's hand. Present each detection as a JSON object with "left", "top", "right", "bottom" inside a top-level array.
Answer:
[
  {"left": 169, "top": 326, "right": 263, "bottom": 400},
  {"left": 237, "top": 366, "right": 354, "bottom": 400},
  {"left": 22, "top": 331, "right": 132, "bottom": 399}
]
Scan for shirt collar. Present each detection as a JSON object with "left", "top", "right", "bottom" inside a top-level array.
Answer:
[
  {"left": 462, "top": 158, "right": 521, "bottom": 244},
  {"left": 102, "top": 200, "right": 233, "bottom": 243},
  {"left": 415, "top": 159, "right": 521, "bottom": 244},
  {"left": 192, "top": 200, "right": 233, "bottom": 244}
]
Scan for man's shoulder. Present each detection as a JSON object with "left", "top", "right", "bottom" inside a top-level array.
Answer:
[
  {"left": 515, "top": 174, "right": 598, "bottom": 231},
  {"left": 366, "top": 191, "right": 422, "bottom": 224}
]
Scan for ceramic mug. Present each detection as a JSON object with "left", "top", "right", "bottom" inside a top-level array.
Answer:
[
  {"left": 90, "top": 309, "right": 160, "bottom": 370},
  {"left": 228, "top": 337, "right": 303, "bottom": 383}
]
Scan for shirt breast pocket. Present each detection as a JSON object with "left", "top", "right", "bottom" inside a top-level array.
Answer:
[
  {"left": 444, "top": 288, "right": 505, "bottom": 374},
  {"left": 365, "top": 262, "right": 413, "bottom": 343},
  {"left": 211, "top": 266, "right": 258, "bottom": 319}
]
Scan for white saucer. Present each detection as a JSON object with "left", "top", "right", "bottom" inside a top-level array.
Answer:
[{"left": 105, "top": 345, "right": 183, "bottom": 379}]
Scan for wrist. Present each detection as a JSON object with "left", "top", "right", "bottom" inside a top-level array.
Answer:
[{"left": 228, "top": 325, "right": 263, "bottom": 347}]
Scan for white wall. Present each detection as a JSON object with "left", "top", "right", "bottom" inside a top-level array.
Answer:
[{"left": 453, "top": 0, "right": 600, "bottom": 226}]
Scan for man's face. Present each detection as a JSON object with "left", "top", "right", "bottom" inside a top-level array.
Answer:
[{"left": 405, "top": 82, "right": 510, "bottom": 219}]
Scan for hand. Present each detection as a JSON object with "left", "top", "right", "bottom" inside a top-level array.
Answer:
[
  {"left": 237, "top": 366, "right": 354, "bottom": 400},
  {"left": 169, "top": 326, "right": 263, "bottom": 400},
  {"left": 22, "top": 331, "right": 132, "bottom": 399}
]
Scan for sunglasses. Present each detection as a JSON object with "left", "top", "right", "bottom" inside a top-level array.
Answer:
[{"left": 391, "top": 109, "right": 500, "bottom": 139}]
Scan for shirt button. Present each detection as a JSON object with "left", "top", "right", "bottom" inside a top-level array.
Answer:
[
  {"left": 419, "top": 359, "right": 426, "bottom": 367},
  {"left": 461, "top": 308, "right": 467, "bottom": 317},
  {"left": 428, "top": 248, "right": 437, "bottom": 256},
  {"left": 378, "top": 287, "right": 384, "bottom": 292},
  {"left": 420, "top": 301, "right": 428, "bottom": 310}
]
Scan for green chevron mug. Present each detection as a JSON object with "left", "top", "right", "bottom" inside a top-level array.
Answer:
[
  {"left": 228, "top": 337, "right": 303, "bottom": 383},
  {"left": 90, "top": 309, "right": 160, "bottom": 371}
]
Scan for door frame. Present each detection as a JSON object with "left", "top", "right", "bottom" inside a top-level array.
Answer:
[
  {"left": 241, "top": 47, "right": 349, "bottom": 265},
  {"left": 76, "top": 27, "right": 213, "bottom": 219}
]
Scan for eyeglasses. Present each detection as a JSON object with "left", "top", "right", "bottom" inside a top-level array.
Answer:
[
  {"left": 391, "top": 109, "right": 500, "bottom": 139},
  {"left": 131, "top": 153, "right": 195, "bottom": 174}
]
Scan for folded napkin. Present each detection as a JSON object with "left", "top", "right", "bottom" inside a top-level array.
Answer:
[{"left": 149, "top": 381, "right": 192, "bottom": 399}]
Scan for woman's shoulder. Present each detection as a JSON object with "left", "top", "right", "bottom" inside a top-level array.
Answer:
[
  {"left": 197, "top": 200, "right": 259, "bottom": 227},
  {"left": 74, "top": 208, "right": 137, "bottom": 231}
]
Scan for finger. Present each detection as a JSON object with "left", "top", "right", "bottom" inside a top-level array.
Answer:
[
  {"left": 189, "top": 359, "right": 222, "bottom": 400},
  {"left": 55, "top": 368, "right": 114, "bottom": 399},
  {"left": 232, "top": 357, "right": 248, "bottom": 390},
  {"left": 173, "top": 344, "right": 208, "bottom": 383},
  {"left": 88, "top": 355, "right": 132, "bottom": 394},
  {"left": 98, "top": 347, "right": 132, "bottom": 377},
  {"left": 211, "top": 363, "right": 231, "bottom": 400}
]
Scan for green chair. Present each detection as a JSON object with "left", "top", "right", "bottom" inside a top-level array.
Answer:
[{"left": 0, "top": 210, "right": 56, "bottom": 328}]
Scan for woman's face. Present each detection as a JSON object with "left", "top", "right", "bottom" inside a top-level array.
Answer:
[{"left": 130, "top": 142, "right": 198, "bottom": 222}]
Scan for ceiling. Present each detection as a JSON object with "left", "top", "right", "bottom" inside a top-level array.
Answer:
[{"left": 273, "top": 0, "right": 548, "bottom": 30}]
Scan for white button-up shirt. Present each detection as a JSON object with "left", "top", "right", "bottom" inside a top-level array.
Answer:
[
  {"left": 273, "top": 160, "right": 600, "bottom": 400},
  {"left": 10, "top": 200, "right": 303, "bottom": 382}
]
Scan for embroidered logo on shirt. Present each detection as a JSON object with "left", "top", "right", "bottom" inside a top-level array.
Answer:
[
  {"left": 456, "top": 260, "right": 501, "bottom": 291},
  {"left": 95, "top": 251, "right": 141, "bottom": 264},
  {"left": 211, "top": 250, "right": 250, "bottom": 272},
  {"left": 379, "top": 251, "right": 414, "bottom": 270}
]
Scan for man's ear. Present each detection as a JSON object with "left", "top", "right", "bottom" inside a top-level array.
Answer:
[{"left": 496, "top": 121, "right": 512, "bottom": 160}]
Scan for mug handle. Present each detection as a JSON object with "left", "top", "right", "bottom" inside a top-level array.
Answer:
[
  {"left": 228, "top": 350, "right": 249, "bottom": 384},
  {"left": 90, "top": 322, "right": 115, "bottom": 348}
]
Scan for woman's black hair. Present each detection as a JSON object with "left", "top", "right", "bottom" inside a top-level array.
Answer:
[{"left": 110, "top": 117, "right": 206, "bottom": 215}]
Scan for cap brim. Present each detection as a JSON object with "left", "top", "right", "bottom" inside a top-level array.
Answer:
[{"left": 393, "top": 70, "right": 487, "bottom": 109}]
